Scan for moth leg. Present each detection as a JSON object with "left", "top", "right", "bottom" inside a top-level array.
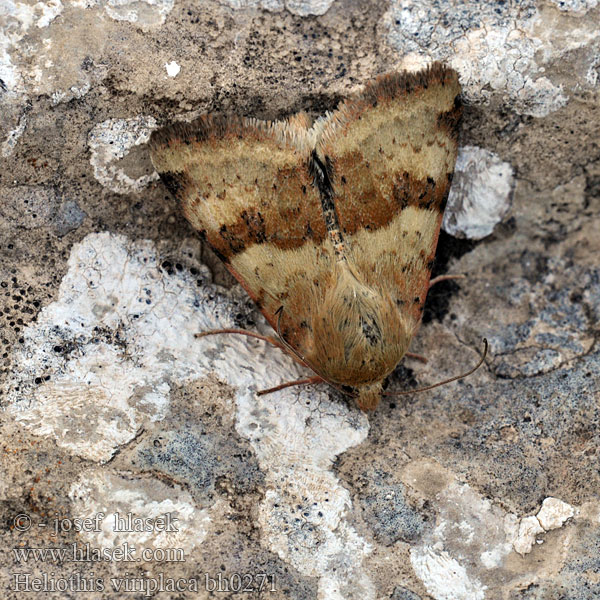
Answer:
[
  {"left": 428, "top": 274, "right": 466, "bottom": 289},
  {"left": 405, "top": 352, "right": 428, "bottom": 364},
  {"left": 195, "top": 329, "right": 287, "bottom": 353},
  {"left": 257, "top": 376, "right": 325, "bottom": 396}
]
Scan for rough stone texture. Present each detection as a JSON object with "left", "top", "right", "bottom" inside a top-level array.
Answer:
[
  {"left": 0, "top": 0, "right": 599, "bottom": 599},
  {"left": 442, "top": 146, "right": 513, "bottom": 240}
]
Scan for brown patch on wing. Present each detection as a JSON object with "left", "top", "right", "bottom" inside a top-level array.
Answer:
[
  {"left": 321, "top": 162, "right": 451, "bottom": 238},
  {"left": 149, "top": 115, "right": 328, "bottom": 261}
]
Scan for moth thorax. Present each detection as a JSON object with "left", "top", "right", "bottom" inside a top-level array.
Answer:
[{"left": 310, "top": 266, "right": 411, "bottom": 387}]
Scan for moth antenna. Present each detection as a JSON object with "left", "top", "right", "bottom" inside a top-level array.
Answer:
[
  {"left": 257, "top": 372, "right": 355, "bottom": 400},
  {"left": 257, "top": 375, "right": 325, "bottom": 396},
  {"left": 195, "top": 329, "right": 287, "bottom": 352},
  {"left": 384, "top": 339, "right": 488, "bottom": 397},
  {"left": 428, "top": 273, "right": 467, "bottom": 289}
]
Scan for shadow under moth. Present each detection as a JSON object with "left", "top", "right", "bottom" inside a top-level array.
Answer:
[{"left": 150, "top": 63, "right": 484, "bottom": 411}]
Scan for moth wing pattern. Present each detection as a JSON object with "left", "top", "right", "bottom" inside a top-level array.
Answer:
[
  {"left": 317, "top": 64, "right": 462, "bottom": 334},
  {"left": 149, "top": 114, "right": 336, "bottom": 360},
  {"left": 150, "top": 63, "right": 463, "bottom": 410}
]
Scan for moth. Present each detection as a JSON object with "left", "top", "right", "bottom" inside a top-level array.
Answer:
[{"left": 150, "top": 63, "right": 484, "bottom": 411}]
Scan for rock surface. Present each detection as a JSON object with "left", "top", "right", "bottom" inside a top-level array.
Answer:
[{"left": 1, "top": 0, "right": 599, "bottom": 599}]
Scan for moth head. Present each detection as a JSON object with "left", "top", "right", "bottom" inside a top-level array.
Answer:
[
  {"left": 309, "top": 264, "right": 413, "bottom": 389},
  {"left": 354, "top": 382, "right": 384, "bottom": 411}
]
